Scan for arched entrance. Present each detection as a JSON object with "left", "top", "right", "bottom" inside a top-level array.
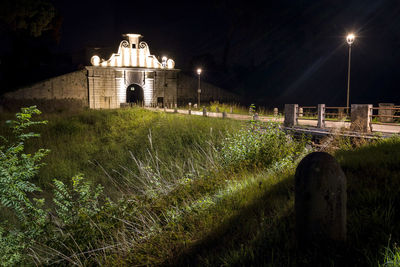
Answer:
[{"left": 126, "top": 84, "right": 144, "bottom": 105}]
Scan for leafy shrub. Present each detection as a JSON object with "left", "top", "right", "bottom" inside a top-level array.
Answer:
[
  {"left": 220, "top": 121, "right": 305, "bottom": 169},
  {"left": 0, "top": 106, "right": 49, "bottom": 266},
  {"left": 53, "top": 174, "right": 104, "bottom": 225},
  {"left": 0, "top": 107, "right": 110, "bottom": 266}
]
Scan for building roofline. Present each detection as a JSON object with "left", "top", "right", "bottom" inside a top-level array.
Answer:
[{"left": 85, "top": 66, "right": 180, "bottom": 72}]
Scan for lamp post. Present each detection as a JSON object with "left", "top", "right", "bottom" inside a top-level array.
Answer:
[
  {"left": 197, "top": 68, "right": 202, "bottom": 108},
  {"left": 346, "top": 33, "right": 355, "bottom": 113},
  {"left": 162, "top": 56, "right": 167, "bottom": 108}
]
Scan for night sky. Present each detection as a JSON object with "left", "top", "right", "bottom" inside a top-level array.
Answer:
[{"left": 1, "top": 0, "right": 399, "bottom": 107}]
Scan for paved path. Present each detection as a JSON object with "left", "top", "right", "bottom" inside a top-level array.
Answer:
[{"left": 145, "top": 107, "right": 400, "bottom": 135}]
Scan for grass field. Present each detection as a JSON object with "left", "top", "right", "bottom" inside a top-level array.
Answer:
[{"left": 0, "top": 107, "right": 399, "bottom": 266}]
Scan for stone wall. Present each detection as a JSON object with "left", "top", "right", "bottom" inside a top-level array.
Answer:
[
  {"left": 177, "top": 73, "right": 239, "bottom": 105},
  {"left": 86, "top": 67, "right": 119, "bottom": 109},
  {"left": 153, "top": 70, "right": 179, "bottom": 106},
  {"left": 4, "top": 70, "right": 88, "bottom": 102},
  {"left": 1, "top": 68, "right": 239, "bottom": 111}
]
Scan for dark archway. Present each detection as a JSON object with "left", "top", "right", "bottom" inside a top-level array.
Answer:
[{"left": 126, "top": 84, "right": 144, "bottom": 104}]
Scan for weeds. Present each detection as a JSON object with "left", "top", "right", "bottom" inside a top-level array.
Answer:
[{"left": 1, "top": 107, "right": 399, "bottom": 266}]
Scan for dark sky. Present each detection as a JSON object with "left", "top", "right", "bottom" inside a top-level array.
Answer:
[{"left": 2, "top": 0, "right": 400, "bottom": 106}]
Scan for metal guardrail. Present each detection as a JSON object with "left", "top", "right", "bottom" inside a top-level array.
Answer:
[
  {"left": 370, "top": 106, "right": 400, "bottom": 126},
  {"left": 297, "top": 106, "right": 317, "bottom": 120}
]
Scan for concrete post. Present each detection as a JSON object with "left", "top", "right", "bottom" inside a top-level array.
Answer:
[
  {"left": 174, "top": 103, "right": 178, "bottom": 113},
  {"left": 253, "top": 113, "right": 259, "bottom": 121},
  {"left": 203, "top": 107, "right": 207, "bottom": 117},
  {"left": 222, "top": 111, "right": 227, "bottom": 119},
  {"left": 273, "top": 108, "right": 278, "bottom": 117},
  {"left": 378, "top": 103, "right": 394, "bottom": 122},
  {"left": 230, "top": 107, "right": 233, "bottom": 114},
  {"left": 295, "top": 152, "right": 347, "bottom": 245},
  {"left": 299, "top": 107, "right": 304, "bottom": 117},
  {"left": 284, "top": 104, "right": 298, "bottom": 127},
  {"left": 350, "top": 104, "right": 373, "bottom": 132},
  {"left": 317, "top": 104, "right": 325, "bottom": 128},
  {"left": 188, "top": 102, "right": 192, "bottom": 115}
]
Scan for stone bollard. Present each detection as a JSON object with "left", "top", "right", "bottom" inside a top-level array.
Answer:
[
  {"left": 299, "top": 107, "right": 304, "bottom": 117},
  {"left": 230, "top": 107, "right": 233, "bottom": 114},
  {"left": 273, "top": 108, "right": 278, "bottom": 117},
  {"left": 253, "top": 113, "right": 259, "bottom": 121},
  {"left": 317, "top": 104, "right": 325, "bottom": 128},
  {"left": 203, "top": 107, "right": 207, "bottom": 117},
  {"left": 350, "top": 104, "right": 373, "bottom": 132},
  {"left": 295, "top": 152, "right": 347, "bottom": 246},
  {"left": 222, "top": 111, "right": 227, "bottom": 119},
  {"left": 188, "top": 102, "right": 192, "bottom": 115},
  {"left": 284, "top": 104, "right": 298, "bottom": 127},
  {"left": 174, "top": 103, "right": 178, "bottom": 113}
]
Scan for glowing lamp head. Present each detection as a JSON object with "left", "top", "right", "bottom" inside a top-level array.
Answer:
[
  {"left": 197, "top": 68, "right": 202, "bottom": 75},
  {"left": 91, "top": 55, "right": 100, "bottom": 66},
  {"left": 346, "top": 33, "right": 355, "bottom": 45}
]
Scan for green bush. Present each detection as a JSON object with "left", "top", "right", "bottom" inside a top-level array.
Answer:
[
  {"left": 0, "top": 107, "right": 111, "bottom": 266},
  {"left": 0, "top": 106, "right": 48, "bottom": 266},
  {"left": 220, "top": 121, "right": 306, "bottom": 169}
]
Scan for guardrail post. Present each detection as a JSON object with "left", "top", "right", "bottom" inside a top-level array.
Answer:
[
  {"left": 378, "top": 103, "right": 394, "bottom": 122},
  {"left": 284, "top": 104, "right": 298, "bottom": 127},
  {"left": 253, "top": 113, "right": 259, "bottom": 121},
  {"left": 203, "top": 107, "right": 207, "bottom": 117},
  {"left": 273, "top": 107, "right": 278, "bottom": 117},
  {"left": 351, "top": 104, "right": 373, "bottom": 132},
  {"left": 299, "top": 107, "right": 304, "bottom": 117},
  {"left": 317, "top": 104, "right": 325, "bottom": 128}
]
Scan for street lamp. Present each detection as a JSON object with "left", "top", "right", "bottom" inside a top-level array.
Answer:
[
  {"left": 197, "top": 68, "right": 202, "bottom": 108},
  {"left": 346, "top": 33, "right": 355, "bottom": 113}
]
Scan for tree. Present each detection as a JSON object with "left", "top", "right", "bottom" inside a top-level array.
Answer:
[{"left": 0, "top": 0, "right": 56, "bottom": 37}]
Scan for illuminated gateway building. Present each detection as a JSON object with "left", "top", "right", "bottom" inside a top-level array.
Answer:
[
  {"left": 2, "top": 34, "right": 239, "bottom": 110},
  {"left": 87, "top": 34, "right": 178, "bottom": 109}
]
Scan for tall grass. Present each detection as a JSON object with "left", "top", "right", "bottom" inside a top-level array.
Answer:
[
  {"left": 1, "top": 108, "right": 242, "bottom": 194},
  {"left": 1, "top": 107, "right": 399, "bottom": 266}
]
